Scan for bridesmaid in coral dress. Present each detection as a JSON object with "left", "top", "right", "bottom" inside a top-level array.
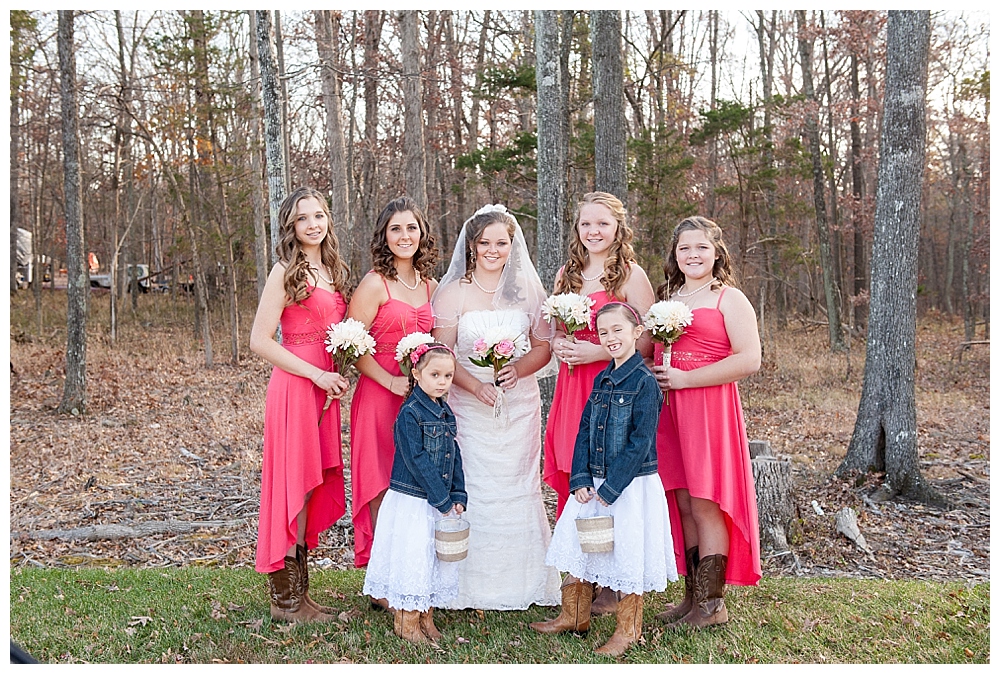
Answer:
[
  {"left": 653, "top": 216, "right": 762, "bottom": 629},
  {"left": 250, "top": 187, "right": 353, "bottom": 624},
  {"left": 346, "top": 197, "right": 438, "bottom": 609},
  {"left": 542, "top": 192, "right": 655, "bottom": 616}
]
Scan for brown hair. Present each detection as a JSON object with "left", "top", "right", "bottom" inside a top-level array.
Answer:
[
  {"left": 657, "top": 216, "right": 737, "bottom": 300},
  {"left": 556, "top": 191, "right": 637, "bottom": 299},
  {"left": 370, "top": 196, "right": 440, "bottom": 281},
  {"left": 595, "top": 300, "right": 642, "bottom": 328},
  {"left": 461, "top": 209, "right": 517, "bottom": 284},
  {"left": 275, "top": 187, "right": 350, "bottom": 304},
  {"left": 405, "top": 342, "right": 456, "bottom": 398}
]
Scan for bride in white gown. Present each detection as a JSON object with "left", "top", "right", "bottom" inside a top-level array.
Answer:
[{"left": 432, "top": 205, "right": 561, "bottom": 610}]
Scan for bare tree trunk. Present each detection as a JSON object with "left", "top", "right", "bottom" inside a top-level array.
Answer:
[
  {"left": 248, "top": 10, "right": 269, "bottom": 300},
  {"left": 959, "top": 138, "right": 976, "bottom": 342},
  {"left": 706, "top": 10, "right": 719, "bottom": 218},
  {"left": 399, "top": 10, "right": 428, "bottom": 209},
  {"left": 58, "top": 10, "right": 88, "bottom": 414},
  {"left": 838, "top": 11, "right": 941, "bottom": 506},
  {"left": 274, "top": 11, "right": 292, "bottom": 190},
  {"left": 315, "top": 10, "right": 356, "bottom": 282},
  {"left": 820, "top": 12, "right": 844, "bottom": 317},
  {"left": 849, "top": 52, "right": 868, "bottom": 330},
  {"left": 590, "top": 10, "right": 627, "bottom": 201},
  {"left": 797, "top": 10, "right": 844, "bottom": 351},
  {"left": 10, "top": 27, "right": 22, "bottom": 295},
  {"left": 256, "top": 10, "right": 286, "bottom": 259},
  {"left": 360, "top": 10, "right": 384, "bottom": 269},
  {"left": 535, "top": 10, "right": 567, "bottom": 292}
]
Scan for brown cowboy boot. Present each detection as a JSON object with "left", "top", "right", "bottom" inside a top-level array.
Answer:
[
  {"left": 296, "top": 545, "right": 336, "bottom": 614},
  {"left": 591, "top": 585, "right": 621, "bottom": 616},
  {"left": 529, "top": 576, "right": 592, "bottom": 634},
  {"left": 676, "top": 553, "right": 729, "bottom": 628},
  {"left": 595, "top": 593, "right": 643, "bottom": 657},
  {"left": 656, "top": 546, "right": 699, "bottom": 624},
  {"left": 419, "top": 607, "right": 443, "bottom": 642},
  {"left": 394, "top": 609, "right": 429, "bottom": 644},
  {"left": 267, "top": 553, "right": 337, "bottom": 624}
]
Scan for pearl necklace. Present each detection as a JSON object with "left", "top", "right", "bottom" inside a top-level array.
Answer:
[
  {"left": 471, "top": 272, "right": 498, "bottom": 294},
  {"left": 581, "top": 267, "right": 604, "bottom": 282},
  {"left": 396, "top": 270, "right": 421, "bottom": 291},
  {"left": 310, "top": 265, "right": 334, "bottom": 285},
  {"left": 676, "top": 277, "right": 716, "bottom": 298}
]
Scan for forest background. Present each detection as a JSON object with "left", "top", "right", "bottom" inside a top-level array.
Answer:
[{"left": 5, "top": 8, "right": 991, "bottom": 664}]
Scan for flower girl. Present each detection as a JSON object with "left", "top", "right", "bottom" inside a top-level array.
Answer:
[
  {"left": 362, "top": 342, "right": 467, "bottom": 644},
  {"left": 530, "top": 302, "right": 677, "bottom": 656}
]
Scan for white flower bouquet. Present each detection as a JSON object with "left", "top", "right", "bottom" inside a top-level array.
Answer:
[
  {"left": 320, "top": 318, "right": 376, "bottom": 425},
  {"left": 643, "top": 300, "right": 694, "bottom": 405},
  {"left": 395, "top": 331, "right": 436, "bottom": 377},
  {"left": 541, "top": 292, "right": 596, "bottom": 374}
]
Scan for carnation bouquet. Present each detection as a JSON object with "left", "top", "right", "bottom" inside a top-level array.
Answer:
[
  {"left": 643, "top": 300, "right": 694, "bottom": 405},
  {"left": 468, "top": 326, "right": 529, "bottom": 423},
  {"left": 320, "top": 318, "right": 376, "bottom": 425},
  {"left": 395, "top": 331, "right": 436, "bottom": 377},
  {"left": 540, "top": 292, "right": 596, "bottom": 374}
]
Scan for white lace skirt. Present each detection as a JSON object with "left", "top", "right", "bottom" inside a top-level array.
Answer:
[
  {"left": 362, "top": 490, "right": 460, "bottom": 612},
  {"left": 545, "top": 475, "right": 679, "bottom": 595}
]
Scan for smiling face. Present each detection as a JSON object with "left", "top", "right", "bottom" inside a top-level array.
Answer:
[
  {"left": 413, "top": 351, "right": 456, "bottom": 399},
  {"left": 577, "top": 202, "right": 619, "bottom": 257},
  {"left": 385, "top": 210, "right": 421, "bottom": 260},
  {"left": 474, "top": 221, "right": 513, "bottom": 274},
  {"left": 675, "top": 228, "right": 719, "bottom": 285},
  {"left": 597, "top": 307, "right": 643, "bottom": 366},
  {"left": 292, "top": 196, "right": 330, "bottom": 250}
]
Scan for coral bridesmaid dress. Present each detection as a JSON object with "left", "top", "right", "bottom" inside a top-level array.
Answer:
[
  {"left": 256, "top": 286, "right": 348, "bottom": 574},
  {"left": 655, "top": 288, "right": 762, "bottom": 586},
  {"left": 349, "top": 275, "right": 433, "bottom": 567},
  {"left": 541, "top": 290, "right": 613, "bottom": 517}
]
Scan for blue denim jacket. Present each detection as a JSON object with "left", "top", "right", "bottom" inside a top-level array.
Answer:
[
  {"left": 569, "top": 350, "right": 662, "bottom": 505},
  {"left": 389, "top": 385, "right": 468, "bottom": 514}
]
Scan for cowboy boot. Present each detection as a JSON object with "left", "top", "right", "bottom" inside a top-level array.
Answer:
[
  {"left": 369, "top": 596, "right": 392, "bottom": 612},
  {"left": 419, "top": 607, "right": 443, "bottom": 642},
  {"left": 591, "top": 585, "right": 621, "bottom": 616},
  {"left": 267, "top": 554, "right": 337, "bottom": 624},
  {"left": 296, "top": 545, "right": 336, "bottom": 614},
  {"left": 529, "top": 576, "right": 592, "bottom": 634},
  {"left": 676, "top": 553, "right": 729, "bottom": 628},
  {"left": 656, "top": 546, "right": 699, "bottom": 624},
  {"left": 595, "top": 593, "right": 643, "bottom": 657},
  {"left": 394, "top": 609, "right": 429, "bottom": 644}
]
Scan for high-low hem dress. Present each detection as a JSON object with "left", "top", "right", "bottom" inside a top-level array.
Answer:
[
  {"left": 542, "top": 290, "right": 613, "bottom": 518},
  {"left": 655, "top": 287, "right": 762, "bottom": 586},
  {"left": 349, "top": 273, "right": 434, "bottom": 568},
  {"left": 256, "top": 286, "right": 348, "bottom": 574}
]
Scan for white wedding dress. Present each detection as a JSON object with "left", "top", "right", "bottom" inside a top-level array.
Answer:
[{"left": 443, "top": 309, "right": 561, "bottom": 609}]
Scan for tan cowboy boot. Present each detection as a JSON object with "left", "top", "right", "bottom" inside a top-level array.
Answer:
[
  {"left": 296, "top": 545, "right": 336, "bottom": 614},
  {"left": 591, "top": 585, "right": 621, "bottom": 616},
  {"left": 676, "top": 553, "right": 729, "bottom": 628},
  {"left": 594, "top": 593, "right": 643, "bottom": 657},
  {"left": 267, "top": 553, "right": 337, "bottom": 623},
  {"left": 656, "top": 546, "right": 699, "bottom": 624},
  {"left": 529, "top": 576, "right": 592, "bottom": 634},
  {"left": 394, "top": 609, "right": 429, "bottom": 644},
  {"left": 419, "top": 607, "right": 443, "bottom": 641}
]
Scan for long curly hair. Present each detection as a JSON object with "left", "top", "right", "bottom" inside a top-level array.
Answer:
[
  {"left": 461, "top": 209, "right": 517, "bottom": 284},
  {"left": 556, "top": 191, "right": 637, "bottom": 300},
  {"left": 657, "top": 216, "right": 738, "bottom": 300},
  {"left": 275, "top": 187, "right": 351, "bottom": 304},
  {"left": 370, "top": 196, "right": 440, "bottom": 281}
]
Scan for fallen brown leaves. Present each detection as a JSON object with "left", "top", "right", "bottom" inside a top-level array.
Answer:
[{"left": 8, "top": 298, "right": 990, "bottom": 583}]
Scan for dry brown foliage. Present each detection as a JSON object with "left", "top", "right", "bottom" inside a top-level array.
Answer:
[{"left": 8, "top": 293, "right": 989, "bottom": 582}]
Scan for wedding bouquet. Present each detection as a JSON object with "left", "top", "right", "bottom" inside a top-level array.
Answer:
[
  {"left": 643, "top": 300, "right": 694, "bottom": 405},
  {"left": 395, "top": 331, "right": 436, "bottom": 377},
  {"left": 468, "top": 326, "right": 529, "bottom": 424},
  {"left": 320, "top": 318, "right": 376, "bottom": 425},
  {"left": 540, "top": 292, "right": 596, "bottom": 374}
]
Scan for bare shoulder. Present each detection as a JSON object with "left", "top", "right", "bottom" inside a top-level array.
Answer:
[
  {"left": 719, "top": 286, "right": 756, "bottom": 316},
  {"left": 351, "top": 271, "right": 388, "bottom": 302},
  {"left": 627, "top": 261, "right": 651, "bottom": 281}
]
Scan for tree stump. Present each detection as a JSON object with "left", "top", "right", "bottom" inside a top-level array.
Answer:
[{"left": 750, "top": 440, "right": 796, "bottom": 553}]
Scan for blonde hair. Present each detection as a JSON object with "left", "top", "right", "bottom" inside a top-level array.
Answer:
[
  {"left": 658, "top": 216, "right": 737, "bottom": 299},
  {"left": 556, "top": 191, "right": 637, "bottom": 299},
  {"left": 275, "top": 187, "right": 350, "bottom": 304}
]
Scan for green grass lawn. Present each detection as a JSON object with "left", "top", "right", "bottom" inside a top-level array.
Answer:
[{"left": 9, "top": 567, "right": 988, "bottom": 664}]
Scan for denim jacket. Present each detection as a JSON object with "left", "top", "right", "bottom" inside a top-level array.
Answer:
[
  {"left": 389, "top": 385, "right": 468, "bottom": 514},
  {"left": 569, "top": 350, "right": 662, "bottom": 505}
]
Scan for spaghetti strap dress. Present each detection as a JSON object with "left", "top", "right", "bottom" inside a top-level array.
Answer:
[
  {"left": 256, "top": 286, "right": 348, "bottom": 574},
  {"left": 349, "top": 274, "right": 434, "bottom": 567},
  {"left": 655, "top": 287, "right": 761, "bottom": 586},
  {"left": 542, "top": 290, "right": 613, "bottom": 518}
]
